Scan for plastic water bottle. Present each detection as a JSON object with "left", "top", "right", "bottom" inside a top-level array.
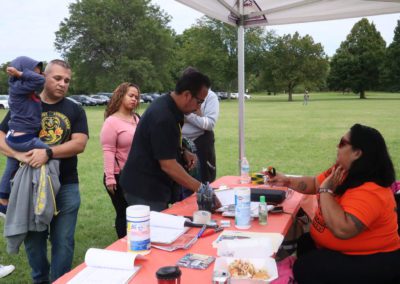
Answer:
[
  {"left": 258, "top": 195, "right": 268, "bottom": 225},
  {"left": 240, "top": 157, "right": 250, "bottom": 184}
]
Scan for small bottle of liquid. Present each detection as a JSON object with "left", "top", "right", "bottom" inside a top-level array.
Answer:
[
  {"left": 258, "top": 195, "right": 268, "bottom": 225},
  {"left": 240, "top": 157, "right": 250, "bottom": 184}
]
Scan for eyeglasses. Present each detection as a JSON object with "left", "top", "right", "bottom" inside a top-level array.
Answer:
[
  {"left": 191, "top": 94, "right": 205, "bottom": 105},
  {"left": 338, "top": 137, "right": 351, "bottom": 148}
]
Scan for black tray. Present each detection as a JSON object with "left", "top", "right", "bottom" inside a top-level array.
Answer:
[{"left": 250, "top": 188, "right": 287, "bottom": 204}]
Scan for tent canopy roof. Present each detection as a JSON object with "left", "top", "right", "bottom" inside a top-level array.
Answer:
[{"left": 176, "top": 0, "right": 400, "bottom": 27}]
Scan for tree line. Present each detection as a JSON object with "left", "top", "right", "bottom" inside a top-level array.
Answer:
[{"left": 1, "top": 0, "right": 399, "bottom": 101}]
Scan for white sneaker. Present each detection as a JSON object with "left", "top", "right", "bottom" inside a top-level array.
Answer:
[{"left": 0, "top": 265, "right": 15, "bottom": 278}]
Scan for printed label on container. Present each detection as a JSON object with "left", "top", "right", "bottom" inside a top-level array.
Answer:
[{"left": 127, "top": 220, "right": 151, "bottom": 252}]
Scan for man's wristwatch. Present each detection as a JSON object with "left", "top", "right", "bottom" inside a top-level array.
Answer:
[
  {"left": 46, "top": 148, "right": 53, "bottom": 159},
  {"left": 318, "top": 188, "right": 333, "bottom": 194}
]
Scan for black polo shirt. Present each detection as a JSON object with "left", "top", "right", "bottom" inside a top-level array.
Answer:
[{"left": 120, "top": 94, "right": 184, "bottom": 204}]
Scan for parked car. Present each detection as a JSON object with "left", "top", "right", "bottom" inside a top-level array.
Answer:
[
  {"left": 0, "top": 95, "right": 9, "bottom": 109},
  {"left": 70, "top": 95, "right": 96, "bottom": 106},
  {"left": 149, "top": 93, "right": 161, "bottom": 100},
  {"left": 81, "top": 95, "right": 99, "bottom": 105},
  {"left": 141, "top": 94, "right": 154, "bottom": 103},
  {"left": 215, "top": 92, "right": 228, "bottom": 100},
  {"left": 97, "top": 92, "right": 113, "bottom": 98},
  {"left": 90, "top": 95, "right": 109, "bottom": 105},
  {"left": 230, "top": 92, "right": 251, "bottom": 99},
  {"left": 66, "top": 96, "right": 82, "bottom": 106}
]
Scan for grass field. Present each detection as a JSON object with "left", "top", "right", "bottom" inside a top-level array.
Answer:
[{"left": 0, "top": 91, "right": 399, "bottom": 283}]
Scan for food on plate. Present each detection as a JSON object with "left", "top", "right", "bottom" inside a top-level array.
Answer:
[{"left": 228, "top": 259, "right": 270, "bottom": 280}]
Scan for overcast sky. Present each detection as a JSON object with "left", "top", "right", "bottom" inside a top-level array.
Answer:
[{"left": 0, "top": 0, "right": 399, "bottom": 64}]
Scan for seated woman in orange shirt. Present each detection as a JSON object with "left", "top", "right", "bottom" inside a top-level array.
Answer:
[{"left": 270, "top": 123, "right": 400, "bottom": 284}]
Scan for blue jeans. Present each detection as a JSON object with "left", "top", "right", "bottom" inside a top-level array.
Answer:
[
  {"left": 24, "top": 183, "right": 80, "bottom": 283},
  {"left": 0, "top": 134, "right": 48, "bottom": 199}
]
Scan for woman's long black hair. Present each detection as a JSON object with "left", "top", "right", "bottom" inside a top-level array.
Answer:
[{"left": 336, "top": 124, "right": 396, "bottom": 195}]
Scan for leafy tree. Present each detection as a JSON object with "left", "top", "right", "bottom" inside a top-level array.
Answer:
[
  {"left": 328, "top": 18, "right": 386, "bottom": 98},
  {"left": 0, "top": 63, "right": 10, "bottom": 94},
  {"left": 327, "top": 51, "right": 352, "bottom": 93},
  {"left": 175, "top": 17, "right": 235, "bottom": 91},
  {"left": 260, "top": 32, "right": 328, "bottom": 101},
  {"left": 55, "top": 0, "right": 176, "bottom": 93},
  {"left": 381, "top": 20, "right": 400, "bottom": 92},
  {"left": 175, "top": 17, "right": 269, "bottom": 92}
]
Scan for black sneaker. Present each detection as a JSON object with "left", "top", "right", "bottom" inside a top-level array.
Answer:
[{"left": 0, "top": 204, "right": 7, "bottom": 219}]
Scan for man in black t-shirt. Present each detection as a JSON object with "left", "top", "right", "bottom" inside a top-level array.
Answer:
[
  {"left": 120, "top": 71, "right": 219, "bottom": 211},
  {"left": 0, "top": 59, "right": 88, "bottom": 283}
]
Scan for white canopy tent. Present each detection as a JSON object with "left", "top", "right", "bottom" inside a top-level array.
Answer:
[{"left": 175, "top": 0, "right": 400, "bottom": 171}]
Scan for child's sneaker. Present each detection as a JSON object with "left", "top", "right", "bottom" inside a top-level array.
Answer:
[
  {"left": 0, "top": 264, "right": 15, "bottom": 278},
  {"left": 0, "top": 204, "right": 7, "bottom": 219}
]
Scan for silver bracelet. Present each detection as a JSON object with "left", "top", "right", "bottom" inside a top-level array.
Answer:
[{"left": 318, "top": 188, "right": 334, "bottom": 194}]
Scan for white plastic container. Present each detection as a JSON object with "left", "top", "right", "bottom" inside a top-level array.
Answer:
[
  {"left": 234, "top": 187, "right": 251, "bottom": 229},
  {"left": 126, "top": 205, "right": 151, "bottom": 255}
]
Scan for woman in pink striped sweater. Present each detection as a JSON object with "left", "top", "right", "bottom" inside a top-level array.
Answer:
[{"left": 100, "top": 83, "right": 140, "bottom": 238}]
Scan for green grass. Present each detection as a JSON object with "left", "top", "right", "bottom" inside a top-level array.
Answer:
[{"left": 0, "top": 91, "right": 399, "bottom": 283}]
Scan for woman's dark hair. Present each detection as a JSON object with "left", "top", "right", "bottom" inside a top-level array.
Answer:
[
  {"left": 104, "top": 82, "right": 140, "bottom": 119},
  {"left": 336, "top": 123, "right": 396, "bottom": 195}
]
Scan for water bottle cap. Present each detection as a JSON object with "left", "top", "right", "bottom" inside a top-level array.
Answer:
[{"left": 260, "top": 195, "right": 266, "bottom": 203}]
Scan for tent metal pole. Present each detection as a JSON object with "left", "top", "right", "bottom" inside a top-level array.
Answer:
[{"left": 238, "top": 0, "right": 245, "bottom": 174}]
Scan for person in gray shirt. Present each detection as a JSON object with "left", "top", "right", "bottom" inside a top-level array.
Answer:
[{"left": 182, "top": 68, "right": 219, "bottom": 187}]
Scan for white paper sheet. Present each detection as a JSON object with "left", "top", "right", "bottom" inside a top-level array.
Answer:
[
  {"left": 215, "top": 188, "right": 235, "bottom": 206},
  {"left": 150, "top": 211, "right": 189, "bottom": 244},
  {"left": 67, "top": 249, "right": 141, "bottom": 284},
  {"left": 150, "top": 211, "right": 186, "bottom": 228},
  {"left": 217, "top": 239, "right": 274, "bottom": 258}
]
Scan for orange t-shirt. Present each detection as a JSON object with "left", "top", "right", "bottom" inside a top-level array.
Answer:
[{"left": 310, "top": 169, "right": 400, "bottom": 255}]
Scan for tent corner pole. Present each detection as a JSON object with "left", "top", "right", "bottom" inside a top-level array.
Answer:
[{"left": 238, "top": 0, "right": 245, "bottom": 174}]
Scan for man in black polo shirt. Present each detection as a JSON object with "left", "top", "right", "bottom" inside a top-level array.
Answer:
[{"left": 120, "top": 71, "right": 219, "bottom": 211}]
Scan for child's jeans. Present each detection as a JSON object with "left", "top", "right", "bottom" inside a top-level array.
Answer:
[{"left": 0, "top": 132, "right": 49, "bottom": 200}]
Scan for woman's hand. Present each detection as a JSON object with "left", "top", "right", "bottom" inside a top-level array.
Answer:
[
  {"left": 320, "top": 165, "right": 347, "bottom": 192},
  {"left": 268, "top": 172, "right": 290, "bottom": 187},
  {"left": 106, "top": 184, "right": 117, "bottom": 195}
]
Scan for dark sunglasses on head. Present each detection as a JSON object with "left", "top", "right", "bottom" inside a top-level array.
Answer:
[{"left": 338, "top": 137, "right": 351, "bottom": 148}]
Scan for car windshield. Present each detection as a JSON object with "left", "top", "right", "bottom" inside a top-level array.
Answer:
[{"left": 0, "top": 95, "right": 8, "bottom": 100}]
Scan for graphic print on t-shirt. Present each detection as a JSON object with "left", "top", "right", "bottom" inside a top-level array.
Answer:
[{"left": 39, "top": 111, "right": 71, "bottom": 145}]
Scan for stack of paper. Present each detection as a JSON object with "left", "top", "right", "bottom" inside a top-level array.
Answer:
[
  {"left": 150, "top": 211, "right": 189, "bottom": 244},
  {"left": 67, "top": 248, "right": 142, "bottom": 284}
]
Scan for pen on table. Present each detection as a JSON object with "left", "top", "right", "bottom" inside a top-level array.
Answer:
[
  {"left": 197, "top": 224, "right": 207, "bottom": 238},
  {"left": 183, "top": 224, "right": 207, "bottom": 249},
  {"left": 199, "top": 227, "right": 224, "bottom": 238}
]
